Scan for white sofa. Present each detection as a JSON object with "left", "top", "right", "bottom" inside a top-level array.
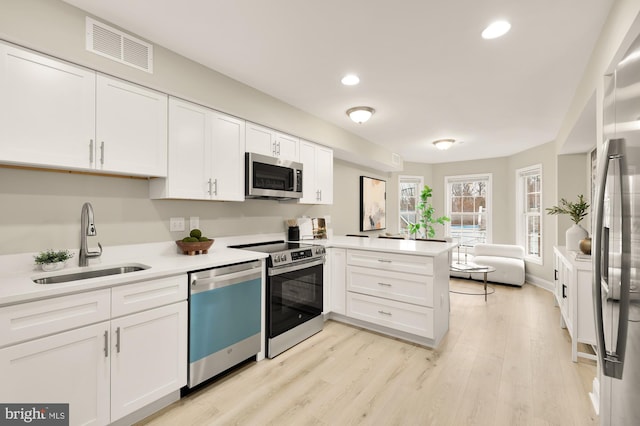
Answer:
[{"left": 451, "top": 243, "right": 525, "bottom": 287}]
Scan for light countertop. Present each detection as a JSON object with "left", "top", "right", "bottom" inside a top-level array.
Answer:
[{"left": 0, "top": 235, "right": 457, "bottom": 306}]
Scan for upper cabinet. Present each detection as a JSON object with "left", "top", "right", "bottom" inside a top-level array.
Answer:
[
  {"left": 150, "top": 97, "right": 245, "bottom": 201},
  {"left": 0, "top": 42, "right": 96, "bottom": 170},
  {"left": 95, "top": 75, "right": 168, "bottom": 177},
  {"left": 299, "top": 140, "right": 333, "bottom": 204},
  {"left": 246, "top": 122, "right": 299, "bottom": 161},
  {"left": 0, "top": 42, "right": 168, "bottom": 177}
]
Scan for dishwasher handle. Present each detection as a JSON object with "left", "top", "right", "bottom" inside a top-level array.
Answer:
[{"left": 191, "top": 266, "right": 261, "bottom": 293}]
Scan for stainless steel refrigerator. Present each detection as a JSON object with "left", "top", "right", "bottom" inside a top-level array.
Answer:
[{"left": 594, "top": 29, "right": 640, "bottom": 426}]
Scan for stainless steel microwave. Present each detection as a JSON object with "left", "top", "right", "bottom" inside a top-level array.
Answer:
[{"left": 245, "top": 152, "right": 303, "bottom": 200}]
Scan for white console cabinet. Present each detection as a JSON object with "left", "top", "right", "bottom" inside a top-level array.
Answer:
[
  {"left": 553, "top": 246, "right": 596, "bottom": 362},
  {"left": 0, "top": 276, "right": 187, "bottom": 426}
]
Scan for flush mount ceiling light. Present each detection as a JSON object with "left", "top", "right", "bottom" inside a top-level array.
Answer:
[
  {"left": 347, "top": 106, "right": 375, "bottom": 124},
  {"left": 341, "top": 74, "right": 360, "bottom": 86},
  {"left": 433, "top": 139, "right": 455, "bottom": 150},
  {"left": 482, "top": 20, "right": 511, "bottom": 39}
]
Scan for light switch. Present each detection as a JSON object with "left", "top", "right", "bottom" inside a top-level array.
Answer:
[{"left": 170, "top": 217, "right": 185, "bottom": 232}]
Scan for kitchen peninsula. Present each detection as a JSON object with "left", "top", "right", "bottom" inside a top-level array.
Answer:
[{"left": 323, "top": 237, "right": 457, "bottom": 348}]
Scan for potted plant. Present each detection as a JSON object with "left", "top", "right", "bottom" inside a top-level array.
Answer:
[
  {"left": 34, "top": 249, "right": 74, "bottom": 271},
  {"left": 546, "top": 194, "right": 590, "bottom": 253},
  {"left": 408, "top": 185, "right": 450, "bottom": 239}
]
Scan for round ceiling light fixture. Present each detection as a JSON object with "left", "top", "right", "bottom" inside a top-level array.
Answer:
[
  {"left": 482, "top": 20, "right": 511, "bottom": 39},
  {"left": 341, "top": 74, "right": 360, "bottom": 86},
  {"left": 433, "top": 138, "right": 455, "bottom": 150},
  {"left": 346, "top": 106, "right": 375, "bottom": 124}
]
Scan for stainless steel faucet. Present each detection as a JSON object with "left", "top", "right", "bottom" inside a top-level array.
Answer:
[{"left": 79, "top": 202, "right": 103, "bottom": 267}]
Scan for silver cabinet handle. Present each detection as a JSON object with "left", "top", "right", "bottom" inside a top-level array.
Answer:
[
  {"left": 272, "top": 141, "right": 277, "bottom": 157},
  {"left": 213, "top": 178, "right": 218, "bottom": 196},
  {"left": 319, "top": 189, "right": 322, "bottom": 201},
  {"left": 593, "top": 137, "right": 630, "bottom": 379},
  {"left": 100, "top": 141, "right": 105, "bottom": 165},
  {"left": 378, "top": 310, "right": 392, "bottom": 316},
  {"left": 378, "top": 282, "right": 392, "bottom": 287},
  {"left": 277, "top": 141, "right": 281, "bottom": 156},
  {"left": 208, "top": 178, "right": 213, "bottom": 195},
  {"left": 115, "top": 327, "right": 121, "bottom": 353},
  {"left": 89, "top": 139, "right": 94, "bottom": 164},
  {"left": 103, "top": 330, "right": 109, "bottom": 357}
]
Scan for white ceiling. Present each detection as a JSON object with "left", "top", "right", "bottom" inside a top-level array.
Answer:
[{"left": 63, "top": 0, "right": 613, "bottom": 164}]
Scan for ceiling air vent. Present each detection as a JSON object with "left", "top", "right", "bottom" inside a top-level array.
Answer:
[
  {"left": 86, "top": 17, "right": 153, "bottom": 73},
  {"left": 391, "top": 153, "right": 402, "bottom": 166}
]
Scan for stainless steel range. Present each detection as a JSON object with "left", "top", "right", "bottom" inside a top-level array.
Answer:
[{"left": 229, "top": 240, "right": 325, "bottom": 358}]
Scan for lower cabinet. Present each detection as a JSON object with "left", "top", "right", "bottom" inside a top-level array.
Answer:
[
  {"left": 0, "top": 275, "right": 187, "bottom": 426},
  {"left": 328, "top": 248, "right": 449, "bottom": 347},
  {"left": 553, "top": 246, "right": 596, "bottom": 362}
]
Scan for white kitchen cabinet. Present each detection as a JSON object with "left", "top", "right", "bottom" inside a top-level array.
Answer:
[
  {"left": 553, "top": 246, "right": 596, "bottom": 362},
  {"left": 96, "top": 75, "right": 168, "bottom": 177},
  {"left": 0, "top": 322, "right": 111, "bottom": 426},
  {"left": 150, "top": 97, "right": 245, "bottom": 201},
  {"left": 0, "top": 41, "right": 96, "bottom": 170},
  {"left": 0, "top": 275, "right": 187, "bottom": 426},
  {"left": 299, "top": 140, "right": 333, "bottom": 204},
  {"left": 0, "top": 42, "right": 167, "bottom": 177},
  {"left": 325, "top": 247, "right": 346, "bottom": 315},
  {"left": 333, "top": 248, "right": 449, "bottom": 347},
  {"left": 110, "top": 302, "right": 187, "bottom": 422},
  {"left": 246, "top": 122, "right": 299, "bottom": 161}
]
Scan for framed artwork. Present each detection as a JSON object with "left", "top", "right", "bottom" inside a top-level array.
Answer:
[{"left": 360, "top": 176, "right": 386, "bottom": 231}]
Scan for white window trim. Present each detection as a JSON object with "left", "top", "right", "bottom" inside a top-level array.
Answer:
[
  {"left": 398, "top": 175, "right": 424, "bottom": 235},
  {"left": 516, "top": 164, "right": 543, "bottom": 265},
  {"left": 444, "top": 173, "right": 493, "bottom": 244}
]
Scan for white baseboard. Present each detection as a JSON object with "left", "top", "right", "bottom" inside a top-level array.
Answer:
[{"left": 526, "top": 273, "right": 554, "bottom": 292}]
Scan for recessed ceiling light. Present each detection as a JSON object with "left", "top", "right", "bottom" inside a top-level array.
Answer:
[
  {"left": 482, "top": 20, "right": 511, "bottom": 39},
  {"left": 341, "top": 74, "right": 360, "bottom": 86}
]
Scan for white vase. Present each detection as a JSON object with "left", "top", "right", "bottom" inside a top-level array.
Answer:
[{"left": 566, "top": 224, "right": 588, "bottom": 252}]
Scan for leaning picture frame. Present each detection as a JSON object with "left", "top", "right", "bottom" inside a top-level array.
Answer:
[{"left": 360, "top": 176, "right": 386, "bottom": 231}]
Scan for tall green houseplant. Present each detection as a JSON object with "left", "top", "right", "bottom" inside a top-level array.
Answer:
[{"left": 408, "top": 185, "right": 450, "bottom": 239}]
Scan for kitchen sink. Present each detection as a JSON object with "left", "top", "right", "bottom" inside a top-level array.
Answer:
[{"left": 33, "top": 263, "right": 150, "bottom": 284}]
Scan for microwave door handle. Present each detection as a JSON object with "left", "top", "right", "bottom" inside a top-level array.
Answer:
[{"left": 593, "top": 138, "right": 630, "bottom": 379}]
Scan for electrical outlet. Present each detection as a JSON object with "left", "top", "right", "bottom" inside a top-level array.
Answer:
[
  {"left": 190, "top": 216, "right": 199, "bottom": 230},
  {"left": 170, "top": 217, "right": 185, "bottom": 232}
]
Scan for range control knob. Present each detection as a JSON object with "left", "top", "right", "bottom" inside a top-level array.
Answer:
[{"left": 273, "top": 254, "right": 281, "bottom": 263}]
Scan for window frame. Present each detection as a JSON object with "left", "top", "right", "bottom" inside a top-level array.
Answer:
[
  {"left": 398, "top": 175, "right": 424, "bottom": 236},
  {"left": 444, "top": 173, "right": 492, "bottom": 247},
  {"left": 516, "top": 164, "right": 543, "bottom": 264}
]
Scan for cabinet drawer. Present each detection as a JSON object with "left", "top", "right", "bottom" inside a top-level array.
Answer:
[
  {"left": 346, "top": 292, "right": 434, "bottom": 338},
  {"left": 0, "top": 289, "right": 111, "bottom": 347},
  {"left": 347, "top": 249, "right": 433, "bottom": 275},
  {"left": 111, "top": 275, "right": 187, "bottom": 318},
  {"left": 347, "top": 265, "right": 433, "bottom": 307}
]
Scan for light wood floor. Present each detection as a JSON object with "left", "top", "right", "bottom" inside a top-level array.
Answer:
[{"left": 138, "top": 279, "right": 598, "bottom": 425}]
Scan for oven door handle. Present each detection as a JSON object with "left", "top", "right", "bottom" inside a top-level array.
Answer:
[{"left": 268, "top": 258, "right": 325, "bottom": 276}]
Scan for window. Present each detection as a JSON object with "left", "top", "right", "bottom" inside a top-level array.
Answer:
[
  {"left": 516, "top": 165, "right": 543, "bottom": 263},
  {"left": 445, "top": 174, "right": 492, "bottom": 247},
  {"left": 399, "top": 175, "right": 423, "bottom": 235}
]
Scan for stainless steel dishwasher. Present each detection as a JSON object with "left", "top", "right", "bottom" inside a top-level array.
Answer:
[{"left": 187, "top": 260, "right": 262, "bottom": 388}]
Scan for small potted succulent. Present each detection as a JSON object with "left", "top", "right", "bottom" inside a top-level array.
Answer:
[{"left": 34, "top": 249, "right": 75, "bottom": 271}]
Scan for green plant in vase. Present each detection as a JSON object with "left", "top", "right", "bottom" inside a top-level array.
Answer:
[
  {"left": 408, "top": 185, "right": 450, "bottom": 239},
  {"left": 546, "top": 194, "right": 590, "bottom": 253}
]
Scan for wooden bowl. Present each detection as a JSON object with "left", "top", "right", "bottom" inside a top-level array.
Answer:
[{"left": 175, "top": 239, "right": 214, "bottom": 255}]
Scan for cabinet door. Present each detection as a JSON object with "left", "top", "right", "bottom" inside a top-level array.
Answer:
[
  {"left": 96, "top": 75, "right": 168, "bottom": 177},
  {"left": 315, "top": 145, "right": 333, "bottom": 204},
  {"left": 245, "top": 122, "right": 276, "bottom": 156},
  {"left": 330, "top": 248, "right": 347, "bottom": 315},
  {"left": 110, "top": 302, "right": 187, "bottom": 422},
  {"left": 275, "top": 132, "right": 299, "bottom": 161},
  {"left": 0, "top": 322, "right": 110, "bottom": 426},
  {"left": 0, "top": 42, "right": 96, "bottom": 170},
  {"left": 162, "top": 98, "right": 209, "bottom": 199},
  {"left": 210, "top": 111, "right": 245, "bottom": 201},
  {"left": 298, "top": 140, "right": 317, "bottom": 204}
]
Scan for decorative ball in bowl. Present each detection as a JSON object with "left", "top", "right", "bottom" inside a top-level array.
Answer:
[{"left": 175, "top": 229, "right": 214, "bottom": 255}]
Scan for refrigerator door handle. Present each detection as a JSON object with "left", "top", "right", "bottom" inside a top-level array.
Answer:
[{"left": 594, "top": 138, "right": 631, "bottom": 379}]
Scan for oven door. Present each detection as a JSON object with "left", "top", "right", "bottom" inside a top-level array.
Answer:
[{"left": 267, "top": 258, "right": 323, "bottom": 338}]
